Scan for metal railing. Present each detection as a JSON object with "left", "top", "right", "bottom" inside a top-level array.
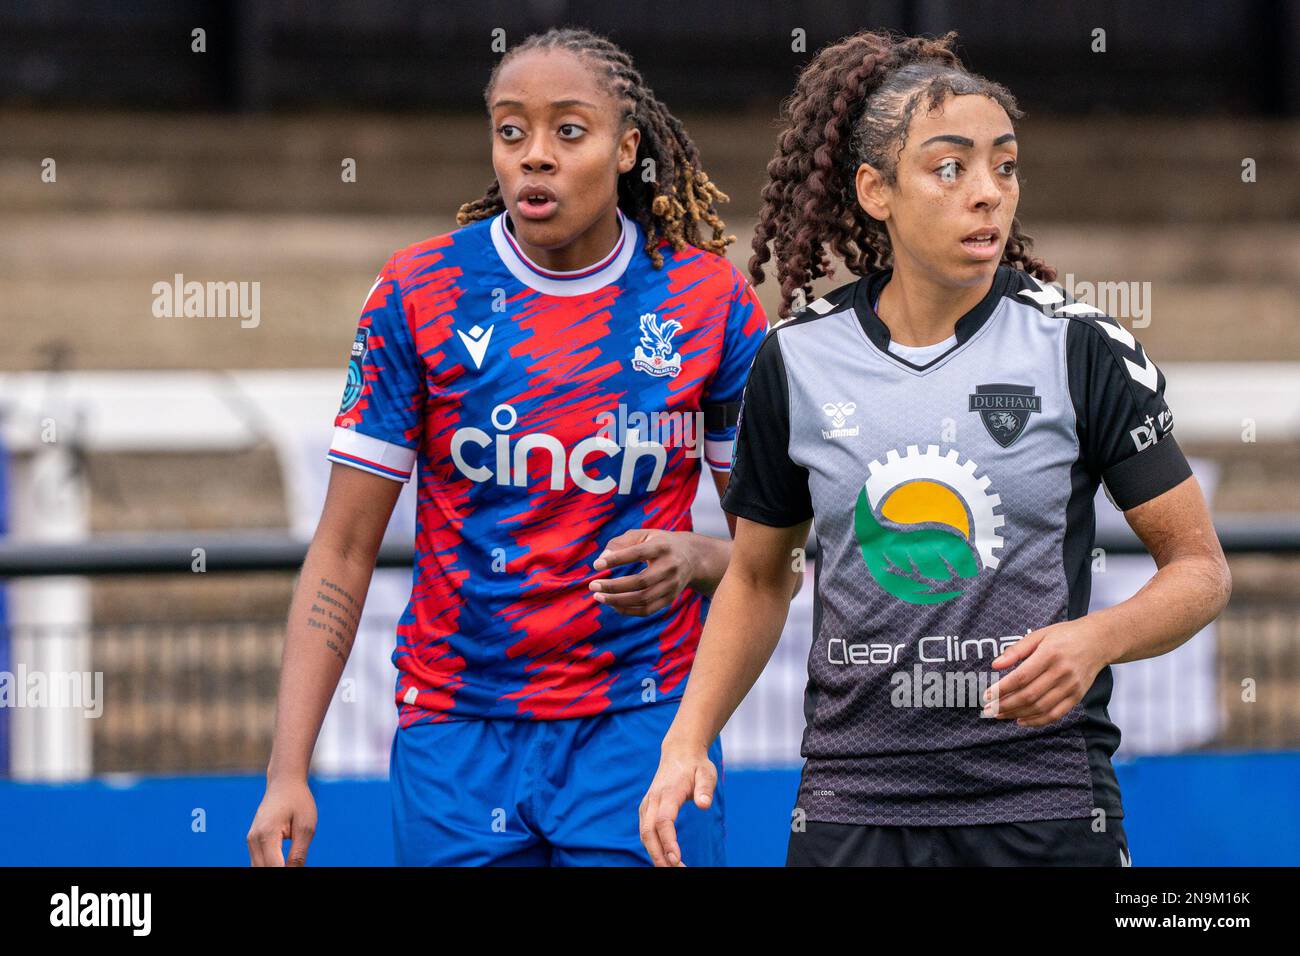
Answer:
[{"left": 4, "top": 515, "right": 1300, "bottom": 576}]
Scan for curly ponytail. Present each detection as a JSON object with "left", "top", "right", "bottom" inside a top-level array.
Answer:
[{"left": 750, "top": 30, "right": 1056, "bottom": 318}]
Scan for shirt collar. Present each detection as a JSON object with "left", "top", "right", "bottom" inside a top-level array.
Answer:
[
  {"left": 490, "top": 207, "right": 638, "bottom": 296},
  {"left": 852, "top": 264, "right": 1015, "bottom": 352}
]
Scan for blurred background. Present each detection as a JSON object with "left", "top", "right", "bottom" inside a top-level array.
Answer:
[{"left": 0, "top": 0, "right": 1298, "bottom": 865}]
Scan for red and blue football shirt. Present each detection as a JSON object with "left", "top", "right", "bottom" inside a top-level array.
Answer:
[{"left": 328, "top": 207, "right": 768, "bottom": 725}]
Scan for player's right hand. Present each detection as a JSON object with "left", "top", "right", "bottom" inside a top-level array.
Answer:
[
  {"left": 638, "top": 743, "right": 717, "bottom": 867},
  {"left": 247, "top": 778, "right": 317, "bottom": 866}
]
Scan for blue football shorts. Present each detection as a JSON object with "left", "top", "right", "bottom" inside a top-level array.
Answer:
[{"left": 389, "top": 698, "right": 726, "bottom": 866}]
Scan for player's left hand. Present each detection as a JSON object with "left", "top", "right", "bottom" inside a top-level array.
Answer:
[
  {"left": 639, "top": 741, "right": 717, "bottom": 867},
  {"left": 589, "top": 529, "right": 698, "bottom": 617},
  {"left": 985, "top": 618, "right": 1112, "bottom": 727}
]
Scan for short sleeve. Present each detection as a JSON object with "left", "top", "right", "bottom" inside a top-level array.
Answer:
[
  {"left": 1067, "top": 316, "right": 1192, "bottom": 510},
  {"left": 720, "top": 331, "right": 814, "bottom": 526},
  {"left": 327, "top": 258, "right": 425, "bottom": 483},
  {"left": 700, "top": 272, "right": 768, "bottom": 473}
]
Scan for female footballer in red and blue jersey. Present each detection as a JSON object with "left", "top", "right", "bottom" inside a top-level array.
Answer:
[{"left": 247, "top": 28, "right": 771, "bottom": 866}]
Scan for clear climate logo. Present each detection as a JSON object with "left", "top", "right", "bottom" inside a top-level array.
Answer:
[{"left": 853, "top": 445, "right": 1005, "bottom": 605}]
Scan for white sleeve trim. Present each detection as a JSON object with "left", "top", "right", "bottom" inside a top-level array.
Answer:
[
  {"left": 326, "top": 426, "right": 416, "bottom": 483},
  {"left": 704, "top": 437, "right": 734, "bottom": 473}
]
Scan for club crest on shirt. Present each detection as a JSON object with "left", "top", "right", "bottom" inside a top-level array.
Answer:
[
  {"left": 968, "top": 383, "right": 1041, "bottom": 448},
  {"left": 631, "top": 312, "right": 683, "bottom": 378},
  {"left": 340, "top": 328, "right": 370, "bottom": 413}
]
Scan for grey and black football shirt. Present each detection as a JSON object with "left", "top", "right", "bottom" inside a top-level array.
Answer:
[{"left": 721, "top": 264, "right": 1192, "bottom": 826}]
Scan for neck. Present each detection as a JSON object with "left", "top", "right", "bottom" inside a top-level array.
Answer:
[
  {"left": 510, "top": 206, "right": 622, "bottom": 274},
  {"left": 877, "top": 253, "right": 994, "bottom": 347}
]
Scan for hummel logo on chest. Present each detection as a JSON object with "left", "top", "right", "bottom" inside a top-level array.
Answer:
[
  {"left": 820, "top": 401, "right": 860, "bottom": 439},
  {"left": 457, "top": 323, "right": 494, "bottom": 369}
]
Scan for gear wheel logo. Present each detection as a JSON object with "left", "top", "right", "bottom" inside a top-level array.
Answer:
[{"left": 852, "top": 444, "right": 1006, "bottom": 605}]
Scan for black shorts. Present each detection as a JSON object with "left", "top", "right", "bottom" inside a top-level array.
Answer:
[{"left": 787, "top": 816, "right": 1131, "bottom": 867}]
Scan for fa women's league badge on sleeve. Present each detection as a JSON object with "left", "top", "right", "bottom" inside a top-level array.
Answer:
[{"left": 340, "top": 328, "right": 370, "bottom": 414}]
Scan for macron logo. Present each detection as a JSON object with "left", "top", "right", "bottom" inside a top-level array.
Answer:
[{"left": 457, "top": 323, "right": 494, "bottom": 370}]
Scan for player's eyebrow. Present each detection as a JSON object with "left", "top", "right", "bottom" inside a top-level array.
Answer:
[
  {"left": 920, "top": 133, "right": 1017, "bottom": 148},
  {"left": 490, "top": 98, "right": 600, "bottom": 111}
]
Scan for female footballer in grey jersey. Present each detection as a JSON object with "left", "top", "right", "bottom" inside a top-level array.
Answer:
[{"left": 637, "top": 30, "right": 1231, "bottom": 867}]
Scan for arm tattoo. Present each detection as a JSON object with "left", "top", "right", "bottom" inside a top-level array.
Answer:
[{"left": 307, "top": 576, "right": 361, "bottom": 664}]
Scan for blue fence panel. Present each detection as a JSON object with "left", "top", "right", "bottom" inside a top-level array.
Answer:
[
  {"left": 0, "top": 753, "right": 1296, "bottom": 866},
  {"left": 0, "top": 439, "right": 9, "bottom": 775}
]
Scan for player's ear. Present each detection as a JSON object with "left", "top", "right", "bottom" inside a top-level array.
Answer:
[
  {"left": 855, "top": 162, "right": 891, "bottom": 221},
  {"left": 617, "top": 125, "right": 640, "bottom": 175}
]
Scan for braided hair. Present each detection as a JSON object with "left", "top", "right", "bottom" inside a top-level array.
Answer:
[
  {"left": 458, "top": 27, "right": 732, "bottom": 269},
  {"left": 750, "top": 30, "right": 1056, "bottom": 318}
]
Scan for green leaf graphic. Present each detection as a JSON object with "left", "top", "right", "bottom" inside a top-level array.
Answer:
[{"left": 853, "top": 486, "right": 979, "bottom": 604}]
